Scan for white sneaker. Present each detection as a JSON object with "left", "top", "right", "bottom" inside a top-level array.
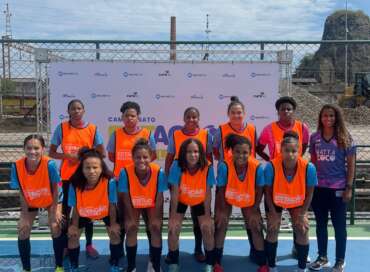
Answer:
[
  {"left": 147, "top": 261, "right": 154, "bottom": 272},
  {"left": 146, "top": 261, "right": 162, "bottom": 272}
]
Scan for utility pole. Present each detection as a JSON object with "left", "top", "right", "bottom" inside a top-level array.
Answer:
[
  {"left": 170, "top": 16, "right": 176, "bottom": 61},
  {"left": 203, "top": 14, "right": 211, "bottom": 61},
  {"left": 345, "top": 0, "right": 348, "bottom": 86},
  {"left": 2, "top": 2, "right": 12, "bottom": 79}
]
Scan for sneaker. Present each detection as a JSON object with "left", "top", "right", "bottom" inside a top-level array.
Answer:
[
  {"left": 309, "top": 256, "right": 330, "bottom": 271},
  {"left": 86, "top": 245, "right": 100, "bottom": 259},
  {"left": 204, "top": 264, "right": 213, "bottom": 272},
  {"left": 292, "top": 246, "right": 311, "bottom": 263},
  {"left": 55, "top": 266, "right": 64, "bottom": 272},
  {"left": 147, "top": 261, "right": 162, "bottom": 272},
  {"left": 213, "top": 263, "right": 224, "bottom": 272},
  {"left": 194, "top": 251, "right": 206, "bottom": 263},
  {"left": 110, "top": 265, "right": 121, "bottom": 272},
  {"left": 332, "top": 260, "right": 345, "bottom": 272},
  {"left": 164, "top": 253, "right": 171, "bottom": 264},
  {"left": 168, "top": 264, "right": 180, "bottom": 272},
  {"left": 257, "top": 265, "right": 269, "bottom": 272}
]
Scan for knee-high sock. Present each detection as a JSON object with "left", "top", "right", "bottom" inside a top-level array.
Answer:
[{"left": 18, "top": 238, "right": 31, "bottom": 271}]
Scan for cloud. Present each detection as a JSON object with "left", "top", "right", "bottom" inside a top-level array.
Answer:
[{"left": 6, "top": 0, "right": 343, "bottom": 40}]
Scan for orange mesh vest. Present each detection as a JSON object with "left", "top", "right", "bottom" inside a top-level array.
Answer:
[
  {"left": 178, "top": 164, "right": 209, "bottom": 206},
  {"left": 113, "top": 128, "right": 151, "bottom": 178},
  {"left": 126, "top": 163, "right": 160, "bottom": 209},
  {"left": 271, "top": 121, "right": 303, "bottom": 159},
  {"left": 76, "top": 178, "right": 109, "bottom": 220},
  {"left": 60, "top": 121, "right": 96, "bottom": 180},
  {"left": 15, "top": 156, "right": 53, "bottom": 208},
  {"left": 173, "top": 129, "right": 208, "bottom": 159},
  {"left": 224, "top": 157, "right": 259, "bottom": 208},
  {"left": 220, "top": 122, "right": 256, "bottom": 159},
  {"left": 272, "top": 157, "right": 308, "bottom": 209}
]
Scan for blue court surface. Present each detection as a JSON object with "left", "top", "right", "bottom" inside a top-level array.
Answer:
[{"left": 0, "top": 237, "right": 368, "bottom": 271}]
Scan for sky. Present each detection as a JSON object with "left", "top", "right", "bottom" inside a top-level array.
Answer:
[{"left": 2, "top": 0, "right": 370, "bottom": 41}]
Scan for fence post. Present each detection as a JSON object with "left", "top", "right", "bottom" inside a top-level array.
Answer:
[
  {"left": 350, "top": 148, "right": 357, "bottom": 225},
  {"left": 260, "top": 43, "right": 264, "bottom": 60},
  {"left": 96, "top": 42, "right": 100, "bottom": 60}
]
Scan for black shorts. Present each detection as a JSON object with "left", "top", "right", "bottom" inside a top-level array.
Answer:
[
  {"left": 177, "top": 201, "right": 205, "bottom": 217},
  {"left": 78, "top": 216, "right": 116, "bottom": 229}
]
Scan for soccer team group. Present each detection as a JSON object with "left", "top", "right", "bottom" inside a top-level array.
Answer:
[{"left": 11, "top": 96, "right": 355, "bottom": 272}]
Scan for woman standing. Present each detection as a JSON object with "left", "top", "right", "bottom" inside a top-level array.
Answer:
[
  {"left": 264, "top": 131, "right": 317, "bottom": 272},
  {"left": 11, "top": 135, "right": 64, "bottom": 272},
  {"left": 214, "top": 134, "right": 267, "bottom": 272},
  {"left": 165, "top": 107, "right": 213, "bottom": 263},
  {"left": 49, "top": 99, "right": 105, "bottom": 258},
  {"left": 118, "top": 139, "right": 167, "bottom": 272},
  {"left": 167, "top": 139, "right": 216, "bottom": 272},
  {"left": 309, "top": 104, "right": 355, "bottom": 272},
  {"left": 67, "top": 148, "right": 121, "bottom": 272}
]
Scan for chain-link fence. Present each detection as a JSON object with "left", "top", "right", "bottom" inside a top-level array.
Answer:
[{"left": 1, "top": 39, "right": 370, "bottom": 220}]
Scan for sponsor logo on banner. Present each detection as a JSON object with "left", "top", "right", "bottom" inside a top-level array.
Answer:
[
  {"left": 252, "top": 92, "right": 266, "bottom": 98},
  {"left": 126, "top": 91, "right": 139, "bottom": 98},
  {"left": 94, "top": 72, "right": 108, "bottom": 77},
  {"left": 62, "top": 93, "right": 76, "bottom": 98},
  {"left": 108, "top": 116, "right": 156, "bottom": 123},
  {"left": 250, "top": 72, "right": 271, "bottom": 78},
  {"left": 187, "top": 72, "right": 207, "bottom": 78},
  {"left": 122, "top": 72, "right": 143, "bottom": 78},
  {"left": 58, "top": 71, "right": 79, "bottom": 77},
  {"left": 222, "top": 73, "right": 236, "bottom": 78},
  {"left": 90, "top": 93, "right": 111, "bottom": 99},
  {"left": 218, "top": 94, "right": 232, "bottom": 100},
  {"left": 158, "top": 70, "right": 171, "bottom": 77},
  {"left": 191, "top": 94, "right": 204, "bottom": 99},
  {"left": 58, "top": 114, "right": 68, "bottom": 120},
  {"left": 155, "top": 94, "right": 175, "bottom": 100},
  {"left": 250, "top": 115, "right": 269, "bottom": 121}
]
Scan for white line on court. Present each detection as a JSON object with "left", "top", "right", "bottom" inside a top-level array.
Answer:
[{"left": 0, "top": 236, "right": 370, "bottom": 241}]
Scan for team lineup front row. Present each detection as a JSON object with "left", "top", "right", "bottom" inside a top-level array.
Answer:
[{"left": 11, "top": 96, "right": 355, "bottom": 272}]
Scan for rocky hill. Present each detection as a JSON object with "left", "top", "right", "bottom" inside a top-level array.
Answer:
[{"left": 297, "top": 10, "right": 370, "bottom": 83}]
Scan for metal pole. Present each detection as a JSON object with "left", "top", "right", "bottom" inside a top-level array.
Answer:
[
  {"left": 170, "top": 16, "right": 176, "bottom": 61},
  {"left": 350, "top": 146, "right": 356, "bottom": 225},
  {"left": 345, "top": 0, "right": 348, "bottom": 86}
]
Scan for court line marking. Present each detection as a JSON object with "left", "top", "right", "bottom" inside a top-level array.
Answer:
[{"left": 0, "top": 236, "right": 370, "bottom": 241}]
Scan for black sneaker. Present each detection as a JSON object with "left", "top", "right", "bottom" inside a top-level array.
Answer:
[
  {"left": 309, "top": 256, "right": 330, "bottom": 271},
  {"left": 332, "top": 259, "right": 345, "bottom": 272}
]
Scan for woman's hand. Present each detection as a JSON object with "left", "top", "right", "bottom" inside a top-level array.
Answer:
[{"left": 342, "top": 187, "right": 352, "bottom": 203}]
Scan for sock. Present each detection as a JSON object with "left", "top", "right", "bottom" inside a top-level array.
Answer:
[
  {"left": 126, "top": 244, "right": 138, "bottom": 270},
  {"left": 193, "top": 225, "right": 203, "bottom": 253},
  {"left": 85, "top": 222, "right": 93, "bottom": 247},
  {"left": 150, "top": 246, "right": 162, "bottom": 272},
  {"left": 119, "top": 228, "right": 125, "bottom": 257},
  {"left": 265, "top": 240, "right": 278, "bottom": 267},
  {"left": 18, "top": 238, "right": 31, "bottom": 271},
  {"left": 167, "top": 249, "right": 180, "bottom": 264},
  {"left": 109, "top": 243, "right": 121, "bottom": 266},
  {"left": 254, "top": 249, "right": 267, "bottom": 266},
  {"left": 205, "top": 249, "right": 215, "bottom": 266},
  {"left": 68, "top": 246, "right": 80, "bottom": 268},
  {"left": 215, "top": 247, "right": 223, "bottom": 264},
  {"left": 246, "top": 228, "right": 256, "bottom": 255},
  {"left": 296, "top": 243, "right": 309, "bottom": 269},
  {"left": 52, "top": 235, "right": 65, "bottom": 267}
]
